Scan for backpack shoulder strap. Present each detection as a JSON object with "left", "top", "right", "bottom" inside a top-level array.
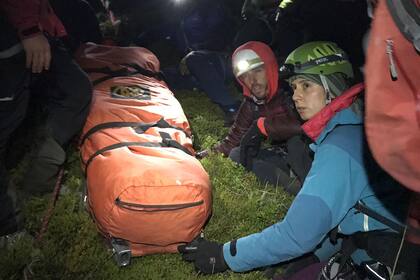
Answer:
[{"left": 386, "top": 0, "right": 420, "bottom": 52}]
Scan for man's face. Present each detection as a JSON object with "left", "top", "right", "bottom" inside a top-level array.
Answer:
[{"left": 239, "top": 65, "right": 269, "bottom": 100}]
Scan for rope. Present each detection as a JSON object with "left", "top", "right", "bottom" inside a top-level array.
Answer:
[
  {"left": 35, "top": 168, "right": 65, "bottom": 243},
  {"left": 23, "top": 168, "right": 65, "bottom": 279},
  {"left": 390, "top": 225, "right": 407, "bottom": 279}
]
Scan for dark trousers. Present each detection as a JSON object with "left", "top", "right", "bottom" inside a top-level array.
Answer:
[
  {"left": 0, "top": 40, "right": 92, "bottom": 233},
  {"left": 229, "top": 136, "right": 313, "bottom": 195},
  {"left": 161, "top": 66, "right": 200, "bottom": 91},
  {"left": 185, "top": 51, "right": 238, "bottom": 109}
]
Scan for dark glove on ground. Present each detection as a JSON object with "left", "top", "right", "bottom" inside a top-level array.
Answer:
[
  {"left": 178, "top": 238, "right": 228, "bottom": 275},
  {"left": 195, "top": 149, "right": 209, "bottom": 159},
  {"left": 240, "top": 121, "right": 264, "bottom": 170}
]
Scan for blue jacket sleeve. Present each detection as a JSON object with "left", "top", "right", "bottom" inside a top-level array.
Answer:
[
  {"left": 223, "top": 194, "right": 332, "bottom": 272},
  {"left": 223, "top": 144, "right": 365, "bottom": 272}
]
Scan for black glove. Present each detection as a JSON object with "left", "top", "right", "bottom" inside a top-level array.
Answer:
[
  {"left": 195, "top": 149, "right": 209, "bottom": 159},
  {"left": 178, "top": 238, "right": 228, "bottom": 275},
  {"left": 239, "top": 121, "right": 264, "bottom": 170}
]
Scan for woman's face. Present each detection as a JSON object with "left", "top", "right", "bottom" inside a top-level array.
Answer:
[{"left": 291, "top": 78, "right": 327, "bottom": 121}]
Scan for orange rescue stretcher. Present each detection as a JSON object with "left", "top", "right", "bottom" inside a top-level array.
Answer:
[{"left": 76, "top": 43, "right": 212, "bottom": 266}]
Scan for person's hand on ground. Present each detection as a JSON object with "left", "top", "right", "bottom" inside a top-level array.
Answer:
[{"left": 178, "top": 237, "right": 228, "bottom": 274}]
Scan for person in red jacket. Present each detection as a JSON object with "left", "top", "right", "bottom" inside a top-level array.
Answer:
[
  {"left": 0, "top": 0, "right": 92, "bottom": 238},
  {"left": 209, "top": 41, "right": 312, "bottom": 194}
]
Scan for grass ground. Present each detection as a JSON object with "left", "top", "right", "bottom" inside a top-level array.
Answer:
[{"left": 0, "top": 90, "right": 293, "bottom": 280}]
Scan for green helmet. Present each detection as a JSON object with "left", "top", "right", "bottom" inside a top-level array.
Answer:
[{"left": 281, "top": 41, "right": 354, "bottom": 79}]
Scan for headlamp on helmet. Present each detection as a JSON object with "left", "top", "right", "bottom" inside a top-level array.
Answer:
[
  {"left": 232, "top": 49, "right": 264, "bottom": 77},
  {"left": 237, "top": 60, "right": 251, "bottom": 73},
  {"left": 279, "top": 41, "right": 353, "bottom": 80}
]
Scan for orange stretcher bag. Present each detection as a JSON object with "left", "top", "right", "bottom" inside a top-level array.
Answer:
[{"left": 76, "top": 44, "right": 212, "bottom": 264}]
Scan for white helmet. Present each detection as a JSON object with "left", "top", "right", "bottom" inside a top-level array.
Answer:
[{"left": 232, "top": 49, "right": 264, "bottom": 77}]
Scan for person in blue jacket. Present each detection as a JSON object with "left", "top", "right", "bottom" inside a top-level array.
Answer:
[{"left": 178, "top": 41, "right": 409, "bottom": 276}]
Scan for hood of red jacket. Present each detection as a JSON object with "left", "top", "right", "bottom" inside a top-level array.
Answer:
[{"left": 232, "top": 41, "right": 279, "bottom": 102}]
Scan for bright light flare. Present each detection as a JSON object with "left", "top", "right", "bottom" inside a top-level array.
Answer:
[{"left": 237, "top": 60, "right": 250, "bottom": 72}]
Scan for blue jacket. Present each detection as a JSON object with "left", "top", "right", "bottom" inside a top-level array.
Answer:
[{"left": 222, "top": 106, "right": 408, "bottom": 272}]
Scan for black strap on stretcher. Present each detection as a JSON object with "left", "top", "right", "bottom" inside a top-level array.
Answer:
[
  {"left": 84, "top": 63, "right": 165, "bottom": 86},
  {"left": 80, "top": 118, "right": 189, "bottom": 146},
  {"left": 354, "top": 200, "right": 420, "bottom": 237},
  {"left": 82, "top": 119, "right": 192, "bottom": 174}
]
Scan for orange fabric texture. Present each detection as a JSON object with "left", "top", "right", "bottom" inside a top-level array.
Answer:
[
  {"left": 76, "top": 44, "right": 212, "bottom": 256},
  {"left": 75, "top": 43, "right": 161, "bottom": 74},
  {"left": 365, "top": 0, "right": 420, "bottom": 192}
]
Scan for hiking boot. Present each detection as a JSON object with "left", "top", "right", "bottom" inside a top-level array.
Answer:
[
  {"left": 223, "top": 109, "right": 237, "bottom": 127},
  {"left": 0, "top": 229, "right": 30, "bottom": 250},
  {"left": 221, "top": 102, "right": 240, "bottom": 127},
  {"left": 282, "top": 169, "right": 303, "bottom": 195},
  {"left": 269, "top": 167, "right": 302, "bottom": 195},
  {"left": 23, "top": 136, "right": 65, "bottom": 196},
  {"left": 0, "top": 210, "right": 23, "bottom": 237},
  {"left": 1, "top": 166, "right": 24, "bottom": 237}
]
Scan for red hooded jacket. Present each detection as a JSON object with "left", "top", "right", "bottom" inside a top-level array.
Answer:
[
  {"left": 0, "top": 0, "right": 66, "bottom": 40},
  {"left": 216, "top": 41, "right": 301, "bottom": 156}
]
